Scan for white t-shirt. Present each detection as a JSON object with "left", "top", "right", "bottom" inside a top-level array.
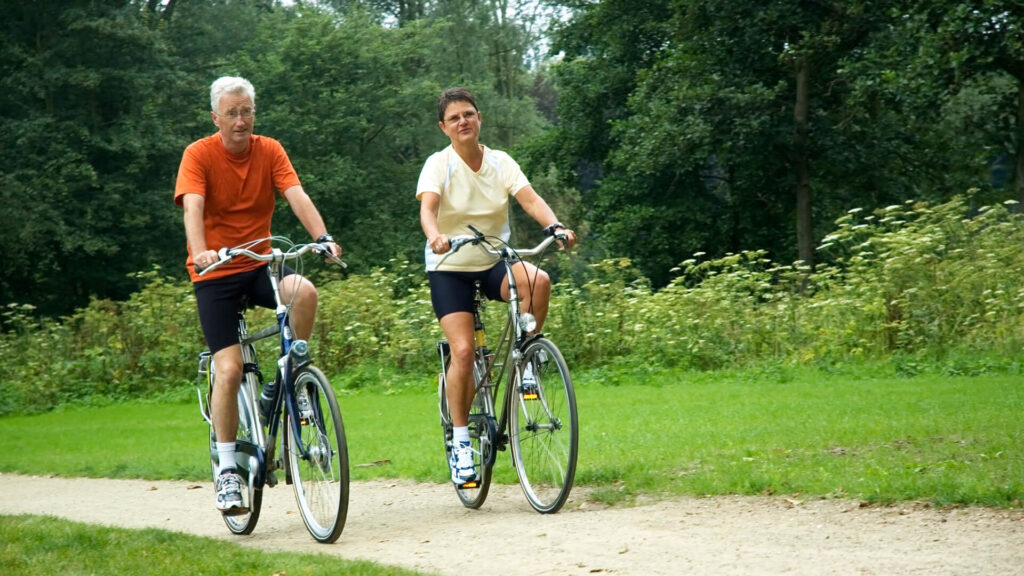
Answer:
[{"left": 416, "top": 145, "right": 531, "bottom": 272}]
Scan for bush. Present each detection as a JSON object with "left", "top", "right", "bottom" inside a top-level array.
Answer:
[{"left": 2, "top": 195, "right": 1022, "bottom": 415}]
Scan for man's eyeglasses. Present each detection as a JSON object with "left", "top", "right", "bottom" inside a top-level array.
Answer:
[
  {"left": 215, "top": 107, "right": 255, "bottom": 121},
  {"left": 444, "top": 110, "right": 478, "bottom": 125}
]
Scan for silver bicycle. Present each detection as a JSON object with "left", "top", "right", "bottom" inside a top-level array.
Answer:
[
  {"left": 196, "top": 237, "right": 349, "bottom": 542},
  {"left": 437, "top": 226, "right": 579, "bottom": 513}
]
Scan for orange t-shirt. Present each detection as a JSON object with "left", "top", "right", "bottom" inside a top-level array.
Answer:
[{"left": 174, "top": 134, "right": 301, "bottom": 282}]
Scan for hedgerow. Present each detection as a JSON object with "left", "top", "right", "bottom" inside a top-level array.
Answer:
[{"left": 2, "top": 195, "right": 1021, "bottom": 415}]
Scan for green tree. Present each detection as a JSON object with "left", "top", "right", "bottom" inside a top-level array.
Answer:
[
  {"left": 540, "top": 1, "right": 1018, "bottom": 285},
  {"left": 208, "top": 4, "right": 546, "bottom": 271},
  {"left": 918, "top": 1, "right": 1024, "bottom": 205},
  {"left": 0, "top": 0, "right": 187, "bottom": 316}
]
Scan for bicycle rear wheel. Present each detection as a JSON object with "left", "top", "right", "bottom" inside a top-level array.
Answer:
[
  {"left": 510, "top": 338, "right": 578, "bottom": 513},
  {"left": 286, "top": 365, "right": 349, "bottom": 543},
  {"left": 439, "top": 352, "right": 495, "bottom": 509},
  {"left": 209, "top": 357, "right": 264, "bottom": 534}
]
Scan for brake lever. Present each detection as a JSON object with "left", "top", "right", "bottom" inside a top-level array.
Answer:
[{"left": 313, "top": 243, "right": 348, "bottom": 269}]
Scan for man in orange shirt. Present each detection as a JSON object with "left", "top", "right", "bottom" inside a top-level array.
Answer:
[{"left": 174, "top": 76, "right": 341, "bottom": 514}]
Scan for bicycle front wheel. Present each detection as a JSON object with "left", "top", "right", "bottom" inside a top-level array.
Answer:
[
  {"left": 510, "top": 338, "right": 578, "bottom": 513},
  {"left": 286, "top": 365, "right": 349, "bottom": 543}
]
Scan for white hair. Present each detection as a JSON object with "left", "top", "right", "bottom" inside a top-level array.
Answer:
[{"left": 210, "top": 76, "right": 255, "bottom": 112}]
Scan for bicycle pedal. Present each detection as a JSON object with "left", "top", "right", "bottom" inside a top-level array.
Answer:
[
  {"left": 456, "top": 480, "right": 480, "bottom": 490},
  {"left": 221, "top": 505, "right": 250, "bottom": 517}
]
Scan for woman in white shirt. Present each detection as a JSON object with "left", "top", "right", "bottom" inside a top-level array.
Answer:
[{"left": 417, "top": 87, "right": 577, "bottom": 485}]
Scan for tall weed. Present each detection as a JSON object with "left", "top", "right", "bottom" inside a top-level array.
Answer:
[{"left": 1, "top": 195, "right": 1021, "bottom": 414}]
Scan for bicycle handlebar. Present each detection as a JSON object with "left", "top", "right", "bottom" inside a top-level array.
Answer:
[
  {"left": 448, "top": 225, "right": 569, "bottom": 259},
  {"left": 196, "top": 240, "right": 347, "bottom": 276}
]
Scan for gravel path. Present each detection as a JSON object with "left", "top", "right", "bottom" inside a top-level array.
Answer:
[{"left": 3, "top": 473, "right": 1024, "bottom": 575}]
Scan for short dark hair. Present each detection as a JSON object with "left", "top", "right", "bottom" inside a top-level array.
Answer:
[{"left": 437, "top": 87, "right": 478, "bottom": 122}]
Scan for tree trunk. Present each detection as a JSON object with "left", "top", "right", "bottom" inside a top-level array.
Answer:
[
  {"left": 794, "top": 58, "right": 813, "bottom": 268},
  {"left": 1016, "top": 79, "right": 1024, "bottom": 207}
]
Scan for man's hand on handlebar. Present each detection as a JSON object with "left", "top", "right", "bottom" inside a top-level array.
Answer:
[
  {"left": 193, "top": 247, "right": 232, "bottom": 275},
  {"left": 314, "top": 241, "right": 347, "bottom": 268},
  {"left": 194, "top": 249, "right": 219, "bottom": 272},
  {"left": 194, "top": 239, "right": 347, "bottom": 276}
]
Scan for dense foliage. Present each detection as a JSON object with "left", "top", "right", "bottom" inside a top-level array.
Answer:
[
  {"left": 2, "top": 195, "right": 1021, "bottom": 415},
  {"left": 3, "top": 3, "right": 1023, "bottom": 415},
  {"left": 1, "top": 0, "right": 546, "bottom": 316},
  {"left": 2, "top": 0, "right": 1023, "bottom": 315},
  {"left": 533, "top": 0, "right": 1024, "bottom": 285}
]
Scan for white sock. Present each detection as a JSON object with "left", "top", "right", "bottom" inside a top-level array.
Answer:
[
  {"left": 217, "top": 442, "right": 237, "bottom": 474},
  {"left": 453, "top": 426, "right": 470, "bottom": 445}
]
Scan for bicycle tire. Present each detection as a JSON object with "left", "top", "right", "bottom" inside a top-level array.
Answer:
[
  {"left": 286, "top": 365, "right": 349, "bottom": 543},
  {"left": 510, "top": 338, "right": 578, "bottom": 513},
  {"left": 210, "top": 353, "right": 264, "bottom": 534},
  {"left": 439, "top": 353, "right": 494, "bottom": 509}
]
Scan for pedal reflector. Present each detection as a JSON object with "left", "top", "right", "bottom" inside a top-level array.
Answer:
[{"left": 457, "top": 480, "right": 479, "bottom": 490}]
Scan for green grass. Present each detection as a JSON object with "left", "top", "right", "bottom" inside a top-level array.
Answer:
[
  {"left": 0, "top": 515, "right": 433, "bottom": 576},
  {"left": 577, "top": 367, "right": 1024, "bottom": 506},
  {"left": 1, "top": 365, "right": 1022, "bottom": 507}
]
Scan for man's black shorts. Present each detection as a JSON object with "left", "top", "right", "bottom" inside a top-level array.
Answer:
[{"left": 193, "top": 264, "right": 294, "bottom": 353}]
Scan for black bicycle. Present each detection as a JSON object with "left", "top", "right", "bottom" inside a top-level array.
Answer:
[
  {"left": 196, "top": 237, "right": 349, "bottom": 543},
  {"left": 437, "top": 226, "right": 578, "bottom": 513}
]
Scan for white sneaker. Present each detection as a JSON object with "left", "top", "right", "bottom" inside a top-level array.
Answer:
[
  {"left": 215, "top": 470, "right": 246, "bottom": 513},
  {"left": 448, "top": 441, "right": 478, "bottom": 485},
  {"left": 297, "top": 386, "right": 313, "bottom": 420},
  {"left": 521, "top": 363, "right": 538, "bottom": 399}
]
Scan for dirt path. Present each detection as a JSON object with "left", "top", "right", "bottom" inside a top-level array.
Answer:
[{"left": 2, "top": 473, "right": 1023, "bottom": 575}]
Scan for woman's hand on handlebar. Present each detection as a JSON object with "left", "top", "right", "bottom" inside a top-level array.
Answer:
[
  {"left": 554, "top": 228, "right": 577, "bottom": 251},
  {"left": 429, "top": 234, "right": 451, "bottom": 254}
]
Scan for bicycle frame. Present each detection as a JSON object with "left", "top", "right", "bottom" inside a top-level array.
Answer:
[
  {"left": 484, "top": 255, "right": 537, "bottom": 441},
  {"left": 263, "top": 253, "right": 314, "bottom": 468}
]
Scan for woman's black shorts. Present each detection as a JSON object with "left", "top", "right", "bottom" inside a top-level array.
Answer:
[
  {"left": 428, "top": 262, "right": 508, "bottom": 319},
  {"left": 193, "top": 264, "right": 295, "bottom": 354}
]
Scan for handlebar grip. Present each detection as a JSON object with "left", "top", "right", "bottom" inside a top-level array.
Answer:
[{"left": 448, "top": 235, "right": 480, "bottom": 253}]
